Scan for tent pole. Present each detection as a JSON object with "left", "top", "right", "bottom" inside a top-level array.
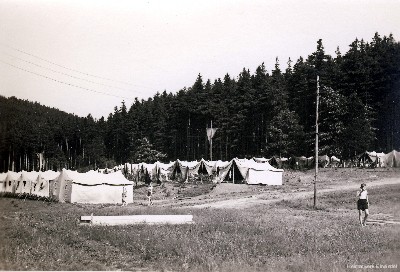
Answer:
[{"left": 233, "top": 162, "right": 235, "bottom": 184}]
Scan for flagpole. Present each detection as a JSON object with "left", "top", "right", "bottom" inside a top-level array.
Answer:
[{"left": 210, "top": 121, "right": 213, "bottom": 161}]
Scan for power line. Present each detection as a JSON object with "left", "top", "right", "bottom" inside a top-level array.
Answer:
[
  {"left": 0, "top": 59, "right": 135, "bottom": 100},
  {"left": 1, "top": 52, "right": 148, "bottom": 94},
  {"left": 0, "top": 43, "right": 151, "bottom": 88}
]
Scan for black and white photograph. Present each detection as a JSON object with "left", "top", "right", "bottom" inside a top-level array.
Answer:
[{"left": 0, "top": 0, "right": 399, "bottom": 271}]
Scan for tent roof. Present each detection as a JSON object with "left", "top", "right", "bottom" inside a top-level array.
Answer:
[
  {"left": 0, "top": 172, "right": 8, "bottom": 182},
  {"left": 61, "top": 169, "right": 133, "bottom": 186},
  {"left": 20, "top": 171, "right": 39, "bottom": 181},
  {"left": 102, "top": 171, "right": 133, "bottom": 185},
  {"left": 62, "top": 169, "right": 103, "bottom": 185},
  {"left": 253, "top": 157, "right": 270, "bottom": 163},
  {"left": 156, "top": 161, "right": 176, "bottom": 170},
  {"left": 367, "top": 151, "right": 385, "bottom": 158},
  {"left": 235, "top": 158, "right": 283, "bottom": 172},
  {"left": 39, "top": 170, "right": 60, "bottom": 181},
  {"left": 178, "top": 160, "right": 201, "bottom": 169},
  {"left": 6, "top": 171, "right": 21, "bottom": 180}
]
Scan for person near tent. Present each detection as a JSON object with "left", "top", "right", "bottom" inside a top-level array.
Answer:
[
  {"left": 121, "top": 186, "right": 127, "bottom": 206},
  {"left": 147, "top": 183, "right": 153, "bottom": 206},
  {"left": 357, "top": 183, "right": 369, "bottom": 226}
]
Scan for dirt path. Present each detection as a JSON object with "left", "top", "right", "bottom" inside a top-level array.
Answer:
[{"left": 188, "top": 177, "right": 400, "bottom": 209}]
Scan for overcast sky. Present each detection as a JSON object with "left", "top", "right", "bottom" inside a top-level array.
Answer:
[{"left": 1, "top": 0, "right": 399, "bottom": 119}]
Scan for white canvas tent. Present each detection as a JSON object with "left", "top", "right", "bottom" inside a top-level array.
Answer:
[
  {"left": 156, "top": 161, "right": 178, "bottom": 181},
  {"left": 214, "top": 160, "right": 235, "bottom": 182},
  {"left": 4, "top": 171, "right": 21, "bottom": 193},
  {"left": 0, "top": 172, "right": 7, "bottom": 192},
  {"left": 15, "top": 171, "right": 39, "bottom": 195},
  {"left": 53, "top": 169, "right": 134, "bottom": 204},
  {"left": 177, "top": 160, "right": 202, "bottom": 181},
  {"left": 234, "top": 158, "right": 283, "bottom": 185},
  {"left": 382, "top": 150, "right": 400, "bottom": 168},
  {"left": 33, "top": 170, "right": 60, "bottom": 197},
  {"left": 124, "top": 163, "right": 139, "bottom": 174},
  {"left": 253, "top": 157, "right": 270, "bottom": 163},
  {"left": 200, "top": 159, "right": 216, "bottom": 176},
  {"left": 138, "top": 163, "right": 159, "bottom": 182}
]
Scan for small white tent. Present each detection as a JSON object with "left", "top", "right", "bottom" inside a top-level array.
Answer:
[
  {"left": 177, "top": 160, "right": 202, "bottom": 181},
  {"left": 15, "top": 171, "right": 39, "bottom": 195},
  {"left": 156, "top": 161, "right": 177, "bottom": 181},
  {"left": 382, "top": 150, "right": 400, "bottom": 168},
  {"left": 200, "top": 159, "right": 216, "bottom": 176},
  {"left": 138, "top": 163, "right": 159, "bottom": 182},
  {"left": 253, "top": 157, "right": 270, "bottom": 163},
  {"left": 0, "top": 172, "right": 8, "bottom": 192},
  {"left": 4, "top": 171, "right": 21, "bottom": 193},
  {"left": 33, "top": 170, "right": 60, "bottom": 198},
  {"left": 214, "top": 160, "right": 234, "bottom": 182}
]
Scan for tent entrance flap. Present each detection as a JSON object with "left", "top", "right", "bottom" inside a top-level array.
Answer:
[{"left": 224, "top": 160, "right": 245, "bottom": 184}]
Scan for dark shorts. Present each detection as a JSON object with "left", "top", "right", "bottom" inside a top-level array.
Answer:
[
  {"left": 357, "top": 199, "right": 368, "bottom": 211},
  {"left": 147, "top": 191, "right": 151, "bottom": 197}
]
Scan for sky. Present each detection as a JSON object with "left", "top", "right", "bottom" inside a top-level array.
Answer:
[{"left": 0, "top": 0, "right": 399, "bottom": 119}]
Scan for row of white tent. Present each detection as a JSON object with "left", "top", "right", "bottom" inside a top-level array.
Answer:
[
  {"left": 256, "top": 150, "right": 400, "bottom": 168},
  {"left": 0, "top": 170, "right": 134, "bottom": 205},
  {"left": 124, "top": 158, "right": 284, "bottom": 185},
  {"left": 0, "top": 158, "right": 283, "bottom": 204},
  {"left": 358, "top": 150, "right": 400, "bottom": 168}
]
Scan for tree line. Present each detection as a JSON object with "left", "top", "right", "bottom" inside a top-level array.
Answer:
[{"left": 0, "top": 33, "right": 399, "bottom": 172}]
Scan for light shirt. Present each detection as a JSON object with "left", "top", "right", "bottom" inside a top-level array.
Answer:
[{"left": 357, "top": 190, "right": 368, "bottom": 199}]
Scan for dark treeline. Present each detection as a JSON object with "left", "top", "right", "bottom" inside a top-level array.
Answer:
[{"left": 1, "top": 33, "right": 399, "bottom": 172}]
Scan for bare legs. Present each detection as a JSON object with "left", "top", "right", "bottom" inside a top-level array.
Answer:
[
  {"left": 359, "top": 209, "right": 369, "bottom": 226},
  {"left": 363, "top": 209, "right": 369, "bottom": 226}
]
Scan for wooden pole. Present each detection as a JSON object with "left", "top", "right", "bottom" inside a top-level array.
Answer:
[
  {"left": 314, "top": 75, "right": 319, "bottom": 209},
  {"left": 210, "top": 121, "right": 213, "bottom": 161}
]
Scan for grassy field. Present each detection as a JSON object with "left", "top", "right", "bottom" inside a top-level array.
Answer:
[{"left": 0, "top": 169, "right": 399, "bottom": 271}]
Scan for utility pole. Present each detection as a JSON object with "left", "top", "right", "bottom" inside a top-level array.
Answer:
[
  {"left": 187, "top": 116, "right": 190, "bottom": 160},
  {"left": 314, "top": 75, "right": 319, "bottom": 209}
]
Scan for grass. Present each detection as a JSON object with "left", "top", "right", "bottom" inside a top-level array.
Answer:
[
  {"left": 0, "top": 169, "right": 399, "bottom": 271},
  {"left": 274, "top": 183, "right": 400, "bottom": 216}
]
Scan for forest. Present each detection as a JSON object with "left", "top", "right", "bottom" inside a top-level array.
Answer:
[{"left": 0, "top": 33, "right": 399, "bottom": 172}]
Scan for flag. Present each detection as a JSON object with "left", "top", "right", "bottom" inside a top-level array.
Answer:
[{"left": 206, "top": 128, "right": 218, "bottom": 142}]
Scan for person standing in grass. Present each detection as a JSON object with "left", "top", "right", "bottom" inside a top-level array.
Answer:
[
  {"left": 357, "top": 183, "right": 369, "bottom": 226},
  {"left": 147, "top": 182, "right": 153, "bottom": 206},
  {"left": 122, "top": 186, "right": 127, "bottom": 206}
]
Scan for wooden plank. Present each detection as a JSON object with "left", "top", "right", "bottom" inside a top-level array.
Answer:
[
  {"left": 80, "top": 214, "right": 194, "bottom": 226},
  {"left": 368, "top": 219, "right": 400, "bottom": 225}
]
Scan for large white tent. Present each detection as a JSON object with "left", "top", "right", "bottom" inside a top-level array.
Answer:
[
  {"left": 53, "top": 169, "right": 134, "bottom": 204},
  {"left": 235, "top": 159, "right": 283, "bottom": 185}
]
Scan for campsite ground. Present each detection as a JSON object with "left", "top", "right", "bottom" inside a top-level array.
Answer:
[{"left": 0, "top": 168, "right": 399, "bottom": 271}]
